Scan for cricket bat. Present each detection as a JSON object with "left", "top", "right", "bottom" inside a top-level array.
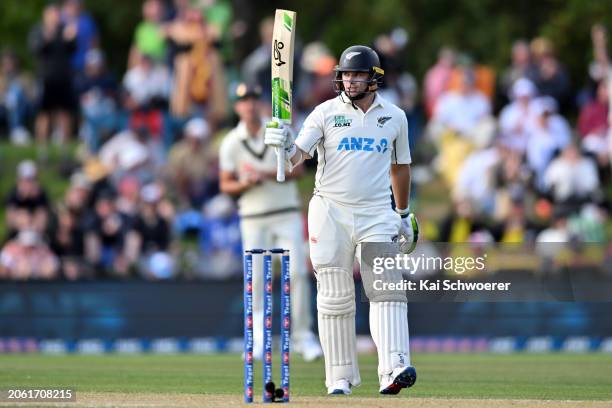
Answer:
[{"left": 271, "top": 9, "right": 296, "bottom": 182}]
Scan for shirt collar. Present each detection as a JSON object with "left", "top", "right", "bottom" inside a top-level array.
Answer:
[{"left": 338, "top": 92, "right": 385, "bottom": 111}]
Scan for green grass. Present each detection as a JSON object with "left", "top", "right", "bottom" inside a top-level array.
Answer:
[{"left": 0, "top": 353, "right": 611, "bottom": 401}]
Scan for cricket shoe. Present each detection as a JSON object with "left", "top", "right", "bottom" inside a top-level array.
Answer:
[
  {"left": 327, "top": 379, "right": 352, "bottom": 395},
  {"left": 379, "top": 366, "right": 417, "bottom": 395}
]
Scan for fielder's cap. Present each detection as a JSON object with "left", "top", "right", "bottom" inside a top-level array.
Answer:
[
  {"left": 184, "top": 117, "right": 210, "bottom": 140},
  {"left": 17, "top": 160, "right": 37, "bottom": 179},
  {"left": 235, "top": 83, "right": 262, "bottom": 100}
]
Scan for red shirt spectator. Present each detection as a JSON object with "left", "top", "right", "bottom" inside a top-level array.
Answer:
[{"left": 578, "top": 80, "right": 609, "bottom": 138}]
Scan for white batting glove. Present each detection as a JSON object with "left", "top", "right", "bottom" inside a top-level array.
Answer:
[
  {"left": 265, "top": 122, "right": 296, "bottom": 158},
  {"left": 396, "top": 209, "right": 419, "bottom": 254}
]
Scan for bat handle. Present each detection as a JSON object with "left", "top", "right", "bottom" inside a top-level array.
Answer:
[
  {"left": 275, "top": 119, "right": 286, "bottom": 182},
  {"left": 277, "top": 148, "right": 286, "bottom": 182}
]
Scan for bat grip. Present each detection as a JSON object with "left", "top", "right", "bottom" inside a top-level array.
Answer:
[{"left": 277, "top": 148, "right": 286, "bottom": 182}]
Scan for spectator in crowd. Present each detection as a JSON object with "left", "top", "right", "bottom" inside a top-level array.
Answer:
[
  {"left": 429, "top": 66, "right": 494, "bottom": 187},
  {"left": 241, "top": 17, "right": 274, "bottom": 101},
  {"left": 499, "top": 40, "right": 538, "bottom": 100},
  {"left": 122, "top": 52, "right": 171, "bottom": 149},
  {"left": 296, "top": 42, "right": 337, "bottom": 118},
  {"left": 63, "top": 171, "right": 96, "bottom": 230},
  {"left": 29, "top": 4, "right": 78, "bottom": 152},
  {"left": 197, "top": 193, "right": 242, "bottom": 279},
  {"left": 129, "top": 0, "right": 167, "bottom": 67},
  {"left": 200, "top": 0, "right": 236, "bottom": 63},
  {"left": 578, "top": 80, "right": 610, "bottom": 176},
  {"left": 453, "top": 144, "right": 502, "bottom": 216},
  {"left": 125, "top": 183, "right": 175, "bottom": 279},
  {"left": 163, "top": 6, "right": 227, "bottom": 124},
  {"left": 433, "top": 66, "right": 492, "bottom": 138},
  {"left": 536, "top": 207, "right": 571, "bottom": 260},
  {"left": 373, "top": 28, "right": 409, "bottom": 96},
  {"left": 543, "top": 144, "right": 600, "bottom": 207},
  {"left": 5, "top": 160, "right": 51, "bottom": 239},
  {"left": 525, "top": 97, "right": 571, "bottom": 190},
  {"left": 98, "top": 115, "right": 161, "bottom": 186},
  {"left": 0, "top": 50, "right": 32, "bottom": 144},
  {"left": 491, "top": 148, "right": 529, "bottom": 222},
  {"left": 396, "top": 72, "right": 423, "bottom": 151},
  {"left": 0, "top": 230, "right": 59, "bottom": 280},
  {"left": 123, "top": 53, "right": 170, "bottom": 115},
  {"left": 579, "top": 24, "right": 610, "bottom": 108},
  {"left": 76, "top": 49, "right": 119, "bottom": 154},
  {"left": 167, "top": 117, "right": 217, "bottom": 208},
  {"left": 530, "top": 37, "right": 572, "bottom": 113},
  {"left": 438, "top": 199, "right": 491, "bottom": 243},
  {"left": 362, "top": 31, "right": 424, "bottom": 150},
  {"left": 49, "top": 204, "right": 88, "bottom": 280},
  {"left": 115, "top": 176, "right": 141, "bottom": 220},
  {"left": 423, "top": 47, "right": 455, "bottom": 118},
  {"left": 568, "top": 204, "right": 607, "bottom": 243},
  {"left": 498, "top": 78, "right": 538, "bottom": 152},
  {"left": 62, "top": 0, "right": 98, "bottom": 73},
  {"left": 84, "top": 190, "right": 130, "bottom": 277}
]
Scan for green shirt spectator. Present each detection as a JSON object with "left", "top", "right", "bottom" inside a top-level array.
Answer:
[{"left": 134, "top": 21, "right": 165, "bottom": 62}]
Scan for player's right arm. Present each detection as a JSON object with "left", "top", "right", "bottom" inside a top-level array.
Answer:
[
  {"left": 218, "top": 135, "right": 260, "bottom": 196},
  {"left": 265, "top": 106, "right": 324, "bottom": 169},
  {"left": 219, "top": 170, "right": 260, "bottom": 196}
]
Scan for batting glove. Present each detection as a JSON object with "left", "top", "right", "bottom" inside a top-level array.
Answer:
[
  {"left": 396, "top": 208, "right": 419, "bottom": 254},
  {"left": 265, "top": 122, "right": 296, "bottom": 158}
]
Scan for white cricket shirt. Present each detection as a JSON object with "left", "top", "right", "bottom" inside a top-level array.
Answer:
[
  {"left": 295, "top": 93, "right": 411, "bottom": 208},
  {"left": 219, "top": 120, "right": 301, "bottom": 217}
]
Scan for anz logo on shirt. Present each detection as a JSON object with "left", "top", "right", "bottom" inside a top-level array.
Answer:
[{"left": 337, "top": 137, "right": 389, "bottom": 154}]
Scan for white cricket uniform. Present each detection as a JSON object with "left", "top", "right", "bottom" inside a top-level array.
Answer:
[
  {"left": 295, "top": 93, "right": 413, "bottom": 389},
  {"left": 219, "top": 120, "right": 316, "bottom": 352}
]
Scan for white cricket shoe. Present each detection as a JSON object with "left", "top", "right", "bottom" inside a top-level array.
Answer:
[
  {"left": 327, "top": 379, "right": 352, "bottom": 395},
  {"left": 379, "top": 366, "right": 417, "bottom": 395}
]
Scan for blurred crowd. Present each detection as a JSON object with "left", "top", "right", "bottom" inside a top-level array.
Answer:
[
  {"left": 0, "top": 0, "right": 610, "bottom": 280},
  {"left": 423, "top": 29, "right": 610, "bottom": 247}
]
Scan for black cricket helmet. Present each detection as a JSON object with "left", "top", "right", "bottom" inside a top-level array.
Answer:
[{"left": 333, "top": 45, "right": 384, "bottom": 100}]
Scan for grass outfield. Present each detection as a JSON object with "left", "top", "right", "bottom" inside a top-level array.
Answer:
[{"left": 0, "top": 353, "right": 611, "bottom": 407}]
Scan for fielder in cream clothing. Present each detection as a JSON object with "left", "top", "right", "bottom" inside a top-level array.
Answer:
[
  {"left": 219, "top": 83, "right": 322, "bottom": 362},
  {"left": 265, "top": 45, "right": 420, "bottom": 396}
]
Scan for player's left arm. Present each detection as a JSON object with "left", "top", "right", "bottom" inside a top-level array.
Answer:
[
  {"left": 391, "top": 113, "right": 419, "bottom": 253},
  {"left": 390, "top": 164, "right": 411, "bottom": 210},
  {"left": 391, "top": 112, "right": 413, "bottom": 208}
]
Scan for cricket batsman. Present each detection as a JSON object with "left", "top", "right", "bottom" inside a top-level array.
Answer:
[{"left": 265, "top": 45, "right": 419, "bottom": 395}]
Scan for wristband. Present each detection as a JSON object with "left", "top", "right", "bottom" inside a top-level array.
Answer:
[
  {"left": 395, "top": 207, "right": 410, "bottom": 218},
  {"left": 285, "top": 143, "right": 297, "bottom": 158}
]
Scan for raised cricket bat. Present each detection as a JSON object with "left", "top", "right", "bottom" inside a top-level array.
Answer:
[{"left": 271, "top": 9, "right": 296, "bottom": 182}]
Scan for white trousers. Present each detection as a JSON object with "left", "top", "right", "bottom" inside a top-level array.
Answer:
[{"left": 308, "top": 195, "right": 411, "bottom": 387}]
